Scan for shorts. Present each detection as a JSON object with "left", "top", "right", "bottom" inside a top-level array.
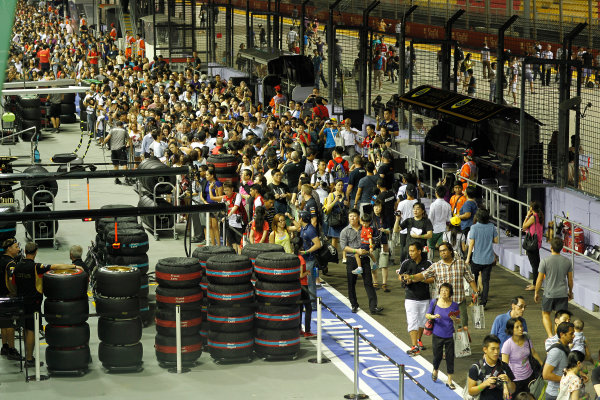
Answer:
[
  {"left": 40, "top": 62, "right": 50, "bottom": 72},
  {"left": 542, "top": 296, "right": 569, "bottom": 313},
  {"left": 428, "top": 232, "right": 443, "bottom": 249},
  {"left": 111, "top": 148, "right": 128, "bottom": 166},
  {"left": 405, "top": 299, "right": 429, "bottom": 331},
  {"left": 226, "top": 225, "right": 243, "bottom": 245},
  {"left": 50, "top": 103, "right": 61, "bottom": 118},
  {"left": 22, "top": 303, "right": 42, "bottom": 331},
  {"left": 374, "top": 69, "right": 384, "bottom": 80},
  {"left": 0, "top": 317, "right": 14, "bottom": 328}
]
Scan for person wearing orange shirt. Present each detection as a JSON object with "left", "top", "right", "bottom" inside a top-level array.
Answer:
[
  {"left": 269, "top": 85, "right": 287, "bottom": 117},
  {"left": 458, "top": 148, "right": 477, "bottom": 191},
  {"left": 136, "top": 34, "right": 145, "bottom": 58},
  {"left": 449, "top": 182, "right": 466, "bottom": 217},
  {"left": 109, "top": 23, "right": 117, "bottom": 41},
  {"left": 37, "top": 45, "right": 50, "bottom": 72}
]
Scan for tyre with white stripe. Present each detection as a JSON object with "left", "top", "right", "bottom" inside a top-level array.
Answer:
[
  {"left": 206, "top": 254, "right": 252, "bottom": 285},
  {"left": 255, "top": 281, "right": 301, "bottom": 306},
  {"left": 206, "top": 283, "right": 253, "bottom": 306},
  {"left": 155, "top": 257, "right": 202, "bottom": 288},
  {"left": 254, "top": 253, "right": 301, "bottom": 283},
  {"left": 207, "top": 305, "right": 254, "bottom": 333},
  {"left": 255, "top": 305, "right": 301, "bottom": 330},
  {"left": 208, "top": 330, "right": 253, "bottom": 360},
  {"left": 254, "top": 328, "right": 301, "bottom": 358}
]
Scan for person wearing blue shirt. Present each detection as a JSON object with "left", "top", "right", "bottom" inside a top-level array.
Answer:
[
  {"left": 296, "top": 210, "right": 321, "bottom": 309},
  {"left": 320, "top": 119, "right": 339, "bottom": 160},
  {"left": 458, "top": 186, "right": 478, "bottom": 234},
  {"left": 490, "top": 296, "right": 528, "bottom": 347},
  {"left": 466, "top": 208, "right": 498, "bottom": 307}
]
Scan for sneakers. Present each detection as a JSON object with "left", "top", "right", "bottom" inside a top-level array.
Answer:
[
  {"left": 303, "top": 332, "right": 316, "bottom": 338},
  {"left": 114, "top": 178, "right": 122, "bottom": 185},
  {"left": 382, "top": 284, "right": 390, "bottom": 293},
  {"left": 351, "top": 266, "right": 363, "bottom": 275},
  {"left": 417, "top": 340, "right": 426, "bottom": 351},
  {"left": 342, "top": 258, "right": 347, "bottom": 264},
  {"left": 6, "top": 347, "right": 23, "bottom": 361},
  {"left": 0, "top": 345, "right": 8, "bottom": 356},
  {"left": 407, "top": 346, "right": 421, "bottom": 357},
  {"left": 24, "top": 357, "right": 44, "bottom": 368}
]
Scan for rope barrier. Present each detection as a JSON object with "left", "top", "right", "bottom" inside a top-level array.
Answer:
[{"left": 319, "top": 297, "right": 441, "bottom": 400}]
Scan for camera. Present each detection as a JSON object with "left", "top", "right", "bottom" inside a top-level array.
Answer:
[{"left": 394, "top": 210, "right": 402, "bottom": 216}]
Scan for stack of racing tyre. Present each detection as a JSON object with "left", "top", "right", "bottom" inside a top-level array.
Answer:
[
  {"left": 191, "top": 246, "right": 236, "bottom": 345},
  {"left": 0, "top": 205, "right": 17, "bottom": 244},
  {"left": 240, "top": 243, "right": 285, "bottom": 286},
  {"left": 136, "top": 157, "right": 176, "bottom": 233},
  {"left": 18, "top": 95, "right": 42, "bottom": 141},
  {"left": 93, "top": 204, "right": 138, "bottom": 265},
  {"left": 60, "top": 93, "right": 77, "bottom": 124},
  {"left": 154, "top": 257, "right": 203, "bottom": 368},
  {"left": 206, "top": 153, "right": 239, "bottom": 187},
  {"left": 253, "top": 252, "right": 302, "bottom": 360},
  {"left": 206, "top": 254, "right": 255, "bottom": 363},
  {"left": 94, "top": 266, "right": 144, "bottom": 372},
  {"left": 43, "top": 268, "right": 90, "bottom": 376}
]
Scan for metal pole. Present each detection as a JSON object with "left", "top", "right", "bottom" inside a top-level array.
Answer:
[
  {"left": 518, "top": 205, "right": 523, "bottom": 255},
  {"left": 317, "top": 296, "right": 322, "bottom": 363},
  {"left": 176, "top": 304, "right": 182, "bottom": 373},
  {"left": 571, "top": 222, "right": 575, "bottom": 265},
  {"left": 206, "top": 212, "right": 210, "bottom": 245},
  {"left": 398, "top": 364, "right": 405, "bottom": 400},
  {"left": 496, "top": 192, "right": 500, "bottom": 237},
  {"left": 344, "top": 327, "right": 368, "bottom": 399},
  {"left": 34, "top": 311, "right": 40, "bottom": 381}
]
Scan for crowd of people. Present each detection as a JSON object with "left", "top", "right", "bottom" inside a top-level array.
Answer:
[{"left": 3, "top": 2, "right": 600, "bottom": 399}]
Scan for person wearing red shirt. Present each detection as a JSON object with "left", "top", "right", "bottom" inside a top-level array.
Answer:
[
  {"left": 37, "top": 45, "right": 50, "bottom": 72},
  {"left": 298, "top": 254, "right": 314, "bottom": 337},
  {"left": 87, "top": 46, "right": 99, "bottom": 73},
  {"left": 292, "top": 123, "right": 311, "bottom": 146},
  {"left": 326, "top": 147, "right": 350, "bottom": 174}
]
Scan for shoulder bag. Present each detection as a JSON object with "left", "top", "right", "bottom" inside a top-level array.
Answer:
[{"left": 423, "top": 298, "right": 437, "bottom": 336}]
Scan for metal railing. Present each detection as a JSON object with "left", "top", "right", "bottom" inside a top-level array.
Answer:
[{"left": 553, "top": 214, "right": 600, "bottom": 274}]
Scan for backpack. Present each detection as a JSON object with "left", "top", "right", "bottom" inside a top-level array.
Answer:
[
  {"left": 332, "top": 159, "right": 348, "bottom": 181},
  {"left": 462, "top": 359, "right": 484, "bottom": 400}
]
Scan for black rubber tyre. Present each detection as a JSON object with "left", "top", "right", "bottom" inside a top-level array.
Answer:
[
  {"left": 98, "top": 342, "right": 143, "bottom": 368},
  {"left": 206, "top": 254, "right": 252, "bottom": 285},
  {"left": 60, "top": 114, "right": 77, "bottom": 124},
  {"left": 22, "top": 165, "right": 58, "bottom": 204},
  {"left": 60, "top": 103, "right": 76, "bottom": 115},
  {"left": 98, "top": 317, "right": 142, "bottom": 345},
  {"left": 0, "top": 205, "right": 17, "bottom": 232},
  {"left": 155, "top": 308, "right": 202, "bottom": 337},
  {"left": 102, "top": 222, "right": 144, "bottom": 237},
  {"left": 241, "top": 243, "right": 284, "bottom": 264},
  {"left": 45, "top": 323, "right": 90, "bottom": 348},
  {"left": 20, "top": 119, "right": 42, "bottom": 141},
  {"left": 254, "top": 253, "right": 301, "bottom": 283},
  {"left": 137, "top": 157, "right": 175, "bottom": 195},
  {"left": 23, "top": 204, "right": 58, "bottom": 239},
  {"left": 138, "top": 196, "right": 174, "bottom": 230},
  {"left": 155, "top": 257, "right": 202, "bottom": 288},
  {"left": 155, "top": 334, "right": 202, "bottom": 366},
  {"left": 254, "top": 328, "right": 301, "bottom": 358},
  {"left": 206, "top": 154, "right": 238, "bottom": 169},
  {"left": 105, "top": 229, "right": 149, "bottom": 256},
  {"left": 94, "top": 295, "right": 139, "bottom": 318},
  {"left": 46, "top": 345, "right": 90, "bottom": 371},
  {"left": 105, "top": 254, "right": 149, "bottom": 275},
  {"left": 95, "top": 205, "right": 137, "bottom": 233},
  {"left": 200, "top": 324, "right": 208, "bottom": 346},
  {"left": 255, "top": 281, "right": 301, "bottom": 305},
  {"left": 56, "top": 157, "right": 85, "bottom": 173},
  {"left": 43, "top": 269, "right": 88, "bottom": 300},
  {"left": 140, "top": 297, "right": 153, "bottom": 327},
  {"left": 206, "top": 283, "right": 253, "bottom": 305},
  {"left": 95, "top": 266, "right": 141, "bottom": 298},
  {"left": 139, "top": 274, "right": 149, "bottom": 298},
  {"left": 44, "top": 298, "right": 89, "bottom": 325},
  {"left": 200, "top": 275, "right": 208, "bottom": 298},
  {"left": 192, "top": 246, "right": 236, "bottom": 271},
  {"left": 207, "top": 305, "right": 254, "bottom": 333},
  {"left": 255, "top": 305, "right": 301, "bottom": 330},
  {"left": 155, "top": 286, "right": 203, "bottom": 312},
  {"left": 19, "top": 96, "right": 41, "bottom": 108},
  {"left": 62, "top": 93, "right": 76, "bottom": 103},
  {"left": 22, "top": 107, "right": 41, "bottom": 121},
  {"left": 208, "top": 330, "right": 253, "bottom": 360}
]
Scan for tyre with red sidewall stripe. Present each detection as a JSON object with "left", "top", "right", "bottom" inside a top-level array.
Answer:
[
  {"left": 207, "top": 283, "right": 254, "bottom": 306},
  {"left": 155, "top": 308, "right": 202, "bottom": 337},
  {"left": 155, "top": 257, "right": 202, "bottom": 288},
  {"left": 155, "top": 333, "right": 203, "bottom": 366},
  {"left": 254, "top": 253, "right": 301, "bottom": 283},
  {"left": 255, "top": 281, "right": 301, "bottom": 306},
  {"left": 206, "top": 254, "right": 253, "bottom": 285},
  {"left": 254, "top": 328, "right": 301, "bottom": 357},
  {"left": 255, "top": 305, "right": 301, "bottom": 330},
  {"left": 207, "top": 305, "right": 254, "bottom": 333},
  {"left": 155, "top": 286, "right": 203, "bottom": 311},
  {"left": 208, "top": 330, "right": 253, "bottom": 360}
]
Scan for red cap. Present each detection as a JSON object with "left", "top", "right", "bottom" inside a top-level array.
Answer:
[
  {"left": 274, "top": 85, "right": 281, "bottom": 92},
  {"left": 217, "top": 130, "right": 224, "bottom": 137},
  {"left": 463, "top": 148, "right": 474, "bottom": 157}
]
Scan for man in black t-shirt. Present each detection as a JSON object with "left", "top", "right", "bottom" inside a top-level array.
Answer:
[
  {"left": 268, "top": 169, "right": 291, "bottom": 215},
  {"left": 346, "top": 155, "right": 366, "bottom": 209},
  {"left": 282, "top": 151, "right": 306, "bottom": 189},
  {"left": 12, "top": 242, "right": 80, "bottom": 367},
  {"left": 0, "top": 238, "right": 22, "bottom": 361},
  {"left": 398, "top": 243, "right": 433, "bottom": 356},
  {"left": 467, "top": 335, "right": 516, "bottom": 400},
  {"left": 376, "top": 179, "right": 396, "bottom": 230},
  {"left": 377, "top": 151, "right": 394, "bottom": 190},
  {"left": 301, "top": 184, "right": 319, "bottom": 228}
]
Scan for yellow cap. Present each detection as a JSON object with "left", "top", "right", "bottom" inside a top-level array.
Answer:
[{"left": 450, "top": 216, "right": 461, "bottom": 226}]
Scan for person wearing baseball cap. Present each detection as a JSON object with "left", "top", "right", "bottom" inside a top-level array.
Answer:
[
  {"left": 458, "top": 148, "right": 477, "bottom": 191},
  {"left": 269, "top": 84, "right": 287, "bottom": 117}
]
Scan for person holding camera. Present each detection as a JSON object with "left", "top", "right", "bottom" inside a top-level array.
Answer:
[
  {"left": 467, "top": 335, "right": 516, "bottom": 400},
  {"left": 398, "top": 242, "right": 433, "bottom": 356}
]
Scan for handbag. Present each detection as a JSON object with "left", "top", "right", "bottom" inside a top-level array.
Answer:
[
  {"left": 454, "top": 329, "right": 472, "bottom": 358},
  {"left": 470, "top": 300, "right": 485, "bottom": 330},
  {"left": 522, "top": 232, "right": 539, "bottom": 252},
  {"left": 528, "top": 375, "right": 547, "bottom": 400},
  {"left": 526, "top": 335, "right": 542, "bottom": 379},
  {"left": 327, "top": 197, "right": 348, "bottom": 228},
  {"left": 423, "top": 299, "right": 437, "bottom": 336}
]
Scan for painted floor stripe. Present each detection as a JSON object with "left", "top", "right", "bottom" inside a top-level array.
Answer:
[{"left": 306, "top": 283, "right": 464, "bottom": 400}]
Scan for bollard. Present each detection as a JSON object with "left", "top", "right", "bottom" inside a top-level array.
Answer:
[
  {"left": 168, "top": 305, "right": 190, "bottom": 373},
  {"left": 344, "top": 327, "right": 368, "bottom": 399},
  {"left": 398, "top": 364, "right": 405, "bottom": 400},
  {"left": 206, "top": 212, "right": 210, "bottom": 245},
  {"left": 27, "top": 312, "right": 48, "bottom": 382},
  {"left": 308, "top": 297, "right": 330, "bottom": 364}
]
